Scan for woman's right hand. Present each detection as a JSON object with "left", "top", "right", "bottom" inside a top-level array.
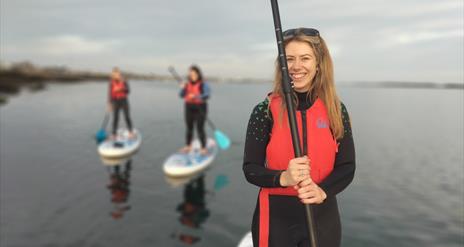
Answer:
[{"left": 280, "top": 156, "right": 310, "bottom": 187}]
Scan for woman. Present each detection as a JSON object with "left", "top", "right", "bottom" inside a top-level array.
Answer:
[
  {"left": 179, "top": 65, "right": 210, "bottom": 155},
  {"left": 243, "top": 28, "right": 356, "bottom": 247},
  {"left": 108, "top": 67, "right": 134, "bottom": 139}
]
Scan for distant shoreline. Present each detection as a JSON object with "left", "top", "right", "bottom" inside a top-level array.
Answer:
[
  {"left": 0, "top": 61, "right": 173, "bottom": 103},
  {"left": 340, "top": 81, "right": 464, "bottom": 90},
  {"left": 1, "top": 61, "right": 462, "bottom": 105}
]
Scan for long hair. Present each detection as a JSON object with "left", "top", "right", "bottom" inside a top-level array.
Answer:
[
  {"left": 271, "top": 33, "right": 344, "bottom": 139},
  {"left": 189, "top": 65, "right": 203, "bottom": 82}
]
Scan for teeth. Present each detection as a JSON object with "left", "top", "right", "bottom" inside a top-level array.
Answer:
[{"left": 291, "top": 73, "right": 305, "bottom": 79}]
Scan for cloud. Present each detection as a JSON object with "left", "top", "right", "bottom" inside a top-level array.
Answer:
[
  {"left": 373, "top": 28, "right": 463, "bottom": 48},
  {"left": 2, "top": 35, "right": 121, "bottom": 56},
  {"left": 393, "top": 30, "right": 463, "bottom": 45},
  {"left": 39, "top": 35, "right": 121, "bottom": 55},
  {"left": 0, "top": 0, "right": 462, "bottom": 82}
]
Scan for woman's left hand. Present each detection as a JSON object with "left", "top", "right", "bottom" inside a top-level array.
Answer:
[{"left": 294, "top": 178, "right": 327, "bottom": 204}]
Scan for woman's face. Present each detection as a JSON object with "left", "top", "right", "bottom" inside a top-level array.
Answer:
[
  {"left": 112, "top": 70, "right": 121, "bottom": 81},
  {"left": 285, "top": 40, "right": 318, "bottom": 92},
  {"left": 189, "top": 69, "right": 199, "bottom": 82}
]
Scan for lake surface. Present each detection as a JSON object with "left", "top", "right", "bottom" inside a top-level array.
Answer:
[{"left": 1, "top": 80, "right": 463, "bottom": 247}]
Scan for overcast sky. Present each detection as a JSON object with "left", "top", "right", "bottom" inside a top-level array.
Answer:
[{"left": 1, "top": 0, "right": 463, "bottom": 83}]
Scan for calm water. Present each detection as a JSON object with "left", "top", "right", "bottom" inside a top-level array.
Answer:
[{"left": 1, "top": 80, "right": 463, "bottom": 247}]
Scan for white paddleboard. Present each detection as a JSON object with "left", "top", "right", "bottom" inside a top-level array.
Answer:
[
  {"left": 163, "top": 138, "right": 217, "bottom": 177},
  {"left": 100, "top": 156, "right": 130, "bottom": 166},
  {"left": 164, "top": 172, "right": 205, "bottom": 188},
  {"left": 237, "top": 231, "right": 253, "bottom": 247},
  {"left": 98, "top": 129, "right": 141, "bottom": 158}
]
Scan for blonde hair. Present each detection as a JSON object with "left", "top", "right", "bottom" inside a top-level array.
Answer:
[{"left": 271, "top": 33, "right": 344, "bottom": 139}]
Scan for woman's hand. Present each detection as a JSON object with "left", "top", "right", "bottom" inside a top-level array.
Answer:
[
  {"left": 294, "top": 178, "right": 327, "bottom": 204},
  {"left": 187, "top": 93, "right": 196, "bottom": 100},
  {"left": 280, "top": 156, "right": 310, "bottom": 187}
]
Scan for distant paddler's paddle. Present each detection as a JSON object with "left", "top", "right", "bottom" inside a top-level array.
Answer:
[
  {"left": 95, "top": 111, "right": 110, "bottom": 144},
  {"left": 168, "top": 66, "right": 231, "bottom": 150}
]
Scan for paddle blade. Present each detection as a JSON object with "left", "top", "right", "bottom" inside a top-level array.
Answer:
[
  {"left": 95, "top": 129, "right": 107, "bottom": 144},
  {"left": 214, "top": 130, "right": 230, "bottom": 150}
]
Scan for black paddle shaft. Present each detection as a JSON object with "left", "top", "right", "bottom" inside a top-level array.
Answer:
[
  {"left": 101, "top": 112, "right": 110, "bottom": 130},
  {"left": 269, "top": 0, "right": 318, "bottom": 246}
]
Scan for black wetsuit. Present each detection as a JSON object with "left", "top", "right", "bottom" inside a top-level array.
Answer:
[
  {"left": 179, "top": 81, "right": 210, "bottom": 148},
  {"left": 243, "top": 92, "right": 356, "bottom": 247},
  {"left": 109, "top": 80, "right": 133, "bottom": 135}
]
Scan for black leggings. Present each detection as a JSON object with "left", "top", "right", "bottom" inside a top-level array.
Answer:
[
  {"left": 185, "top": 103, "right": 207, "bottom": 148},
  {"left": 112, "top": 99, "right": 133, "bottom": 135}
]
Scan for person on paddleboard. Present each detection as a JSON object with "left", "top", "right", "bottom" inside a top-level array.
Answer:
[
  {"left": 108, "top": 67, "right": 135, "bottom": 139},
  {"left": 242, "top": 28, "right": 356, "bottom": 247},
  {"left": 179, "top": 65, "right": 211, "bottom": 155}
]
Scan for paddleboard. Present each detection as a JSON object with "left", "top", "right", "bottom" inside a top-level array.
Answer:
[
  {"left": 164, "top": 172, "right": 205, "bottom": 188},
  {"left": 100, "top": 156, "right": 130, "bottom": 166},
  {"left": 98, "top": 129, "right": 141, "bottom": 158},
  {"left": 163, "top": 138, "right": 217, "bottom": 177},
  {"left": 237, "top": 231, "right": 252, "bottom": 247}
]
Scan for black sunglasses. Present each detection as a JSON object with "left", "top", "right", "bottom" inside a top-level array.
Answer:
[{"left": 283, "top": 28, "right": 320, "bottom": 38}]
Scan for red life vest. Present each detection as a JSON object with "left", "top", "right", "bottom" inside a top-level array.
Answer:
[
  {"left": 111, "top": 79, "right": 127, "bottom": 100},
  {"left": 184, "top": 81, "right": 203, "bottom": 104},
  {"left": 258, "top": 94, "right": 338, "bottom": 247}
]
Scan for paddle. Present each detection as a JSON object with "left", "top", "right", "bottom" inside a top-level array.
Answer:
[
  {"left": 95, "top": 111, "right": 110, "bottom": 144},
  {"left": 269, "top": 0, "right": 318, "bottom": 246},
  {"left": 168, "top": 66, "right": 231, "bottom": 150}
]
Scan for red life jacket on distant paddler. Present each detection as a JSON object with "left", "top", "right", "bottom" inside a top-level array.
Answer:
[
  {"left": 184, "top": 81, "right": 203, "bottom": 104},
  {"left": 111, "top": 80, "right": 127, "bottom": 100},
  {"left": 258, "top": 94, "right": 339, "bottom": 247}
]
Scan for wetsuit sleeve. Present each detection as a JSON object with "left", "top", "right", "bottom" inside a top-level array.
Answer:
[
  {"left": 243, "top": 99, "right": 284, "bottom": 188},
  {"left": 179, "top": 83, "right": 186, "bottom": 98},
  {"left": 108, "top": 81, "right": 112, "bottom": 102},
  {"left": 199, "top": 82, "right": 211, "bottom": 100},
  {"left": 125, "top": 81, "right": 130, "bottom": 94},
  {"left": 319, "top": 103, "right": 356, "bottom": 197}
]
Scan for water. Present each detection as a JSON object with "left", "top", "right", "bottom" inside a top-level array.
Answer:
[{"left": 1, "top": 80, "right": 463, "bottom": 247}]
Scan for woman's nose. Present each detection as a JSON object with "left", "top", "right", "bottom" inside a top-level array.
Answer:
[{"left": 291, "top": 59, "right": 302, "bottom": 70}]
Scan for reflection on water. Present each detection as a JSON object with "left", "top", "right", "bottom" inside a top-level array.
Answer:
[
  {"left": 102, "top": 157, "right": 133, "bottom": 220},
  {"left": 169, "top": 174, "right": 210, "bottom": 245}
]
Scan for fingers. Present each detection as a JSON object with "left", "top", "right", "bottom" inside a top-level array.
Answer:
[
  {"left": 289, "top": 166, "right": 309, "bottom": 177},
  {"left": 284, "top": 156, "right": 312, "bottom": 187},
  {"left": 290, "top": 156, "right": 311, "bottom": 166},
  {"left": 301, "top": 197, "right": 323, "bottom": 204},
  {"left": 298, "top": 177, "right": 313, "bottom": 187},
  {"left": 298, "top": 190, "right": 317, "bottom": 200},
  {"left": 296, "top": 182, "right": 326, "bottom": 205}
]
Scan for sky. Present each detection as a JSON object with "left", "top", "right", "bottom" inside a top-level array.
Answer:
[{"left": 1, "top": 0, "right": 463, "bottom": 83}]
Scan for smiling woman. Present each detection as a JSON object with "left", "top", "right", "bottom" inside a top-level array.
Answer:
[{"left": 242, "top": 28, "right": 356, "bottom": 247}]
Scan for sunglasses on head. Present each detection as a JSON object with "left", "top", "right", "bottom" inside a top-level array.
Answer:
[{"left": 283, "top": 28, "right": 320, "bottom": 38}]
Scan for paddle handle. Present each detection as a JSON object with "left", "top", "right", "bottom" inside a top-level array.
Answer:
[{"left": 270, "top": 0, "right": 318, "bottom": 246}]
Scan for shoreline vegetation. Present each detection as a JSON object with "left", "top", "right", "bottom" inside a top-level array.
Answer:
[{"left": 1, "top": 61, "right": 462, "bottom": 105}]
